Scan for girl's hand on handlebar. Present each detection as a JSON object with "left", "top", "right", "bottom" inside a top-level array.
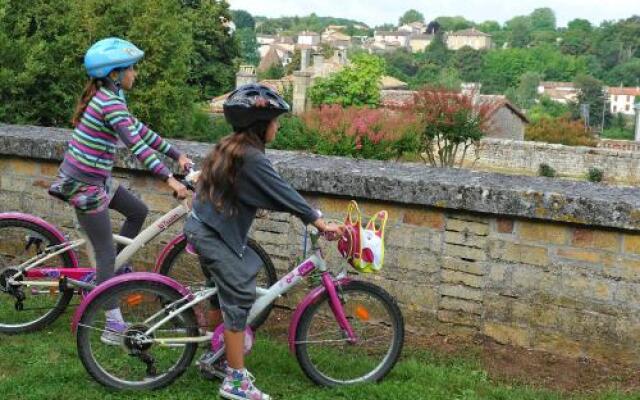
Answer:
[
  {"left": 178, "top": 154, "right": 193, "bottom": 173},
  {"left": 167, "top": 176, "right": 189, "bottom": 199},
  {"left": 313, "top": 218, "right": 345, "bottom": 241}
]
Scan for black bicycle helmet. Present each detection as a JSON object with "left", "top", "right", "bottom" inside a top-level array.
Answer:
[{"left": 223, "top": 83, "right": 290, "bottom": 129}]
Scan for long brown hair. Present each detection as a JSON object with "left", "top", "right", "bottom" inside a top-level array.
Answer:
[
  {"left": 71, "top": 78, "right": 103, "bottom": 127},
  {"left": 198, "top": 120, "right": 270, "bottom": 215}
]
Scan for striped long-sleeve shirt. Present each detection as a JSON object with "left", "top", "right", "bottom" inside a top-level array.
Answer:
[{"left": 60, "top": 86, "right": 181, "bottom": 186}]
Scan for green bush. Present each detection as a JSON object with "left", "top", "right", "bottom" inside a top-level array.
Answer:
[
  {"left": 586, "top": 167, "right": 604, "bottom": 182},
  {"left": 538, "top": 163, "right": 556, "bottom": 177}
]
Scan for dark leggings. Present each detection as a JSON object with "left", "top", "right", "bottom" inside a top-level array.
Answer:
[{"left": 75, "top": 185, "right": 149, "bottom": 287}]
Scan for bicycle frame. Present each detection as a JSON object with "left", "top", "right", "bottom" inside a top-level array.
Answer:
[
  {"left": 72, "top": 239, "right": 357, "bottom": 351},
  {"left": 7, "top": 202, "right": 190, "bottom": 290}
]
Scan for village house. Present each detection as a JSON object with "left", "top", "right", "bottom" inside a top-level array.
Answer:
[
  {"left": 409, "top": 34, "right": 433, "bottom": 53},
  {"left": 374, "top": 31, "right": 411, "bottom": 49},
  {"left": 398, "top": 21, "right": 426, "bottom": 35},
  {"left": 297, "top": 31, "right": 320, "bottom": 47},
  {"left": 607, "top": 87, "right": 640, "bottom": 115},
  {"left": 537, "top": 81, "right": 579, "bottom": 104},
  {"left": 445, "top": 27, "right": 492, "bottom": 50}
]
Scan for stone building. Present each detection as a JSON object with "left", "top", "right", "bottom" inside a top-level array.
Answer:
[{"left": 445, "top": 28, "right": 492, "bottom": 50}]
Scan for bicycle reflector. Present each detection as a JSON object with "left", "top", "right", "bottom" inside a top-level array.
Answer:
[
  {"left": 125, "top": 293, "right": 143, "bottom": 306},
  {"left": 337, "top": 201, "right": 388, "bottom": 273},
  {"left": 355, "top": 305, "right": 370, "bottom": 321}
]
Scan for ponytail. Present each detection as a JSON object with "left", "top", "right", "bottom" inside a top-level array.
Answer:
[{"left": 71, "top": 78, "right": 102, "bottom": 127}]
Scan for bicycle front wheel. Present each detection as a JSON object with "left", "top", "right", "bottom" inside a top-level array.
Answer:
[
  {"left": 76, "top": 281, "right": 199, "bottom": 390},
  {"left": 294, "top": 280, "right": 404, "bottom": 386}
]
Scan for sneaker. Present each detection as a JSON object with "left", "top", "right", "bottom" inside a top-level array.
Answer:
[
  {"left": 219, "top": 368, "right": 271, "bottom": 400},
  {"left": 100, "top": 319, "right": 128, "bottom": 346},
  {"left": 196, "top": 351, "right": 229, "bottom": 380}
]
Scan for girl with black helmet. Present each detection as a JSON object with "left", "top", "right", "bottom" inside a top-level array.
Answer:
[
  {"left": 184, "top": 84, "right": 343, "bottom": 400},
  {"left": 48, "top": 38, "right": 192, "bottom": 345}
]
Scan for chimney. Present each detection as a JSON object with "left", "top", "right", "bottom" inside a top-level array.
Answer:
[
  {"left": 300, "top": 48, "right": 311, "bottom": 71},
  {"left": 236, "top": 64, "right": 257, "bottom": 88},
  {"left": 313, "top": 53, "right": 325, "bottom": 74},
  {"left": 634, "top": 103, "right": 640, "bottom": 142},
  {"left": 293, "top": 71, "right": 312, "bottom": 114}
]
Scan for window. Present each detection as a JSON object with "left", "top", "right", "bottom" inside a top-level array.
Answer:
[
  {"left": 613, "top": 105, "right": 617, "bottom": 113},
  {"left": 626, "top": 104, "right": 630, "bottom": 112}
]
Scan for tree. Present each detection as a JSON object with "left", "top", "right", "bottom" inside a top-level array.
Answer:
[
  {"left": 260, "top": 63, "right": 284, "bottom": 80},
  {"left": 374, "top": 23, "right": 395, "bottom": 32},
  {"left": 450, "top": 46, "right": 486, "bottom": 83},
  {"left": 560, "top": 19, "right": 593, "bottom": 55},
  {"left": 572, "top": 74, "right": 610, "bottom": 131},
  {"left": 235, "top": 27, "right": 259, "bottom": 65},
  {"left": 506, "top": 72, "right": 542, "bottom": 109},
  {"left": 286, "top": 49, "right": 301, "bottom": 75},
  {"left": 434, "top": 16, "right": 473, "bottom": 32},
  {"left": 606, "top": 58, "right": 640, "bottom": 86},
  {"left": 230, "top": 9, "right": 255, "bottom": 30},
  {"left": 399, "top": 9, "right": 425, "bottom": 26},
  {"left": 420, "top": 31, "right": 450, "bottom": 67},
  {"left": 183, "top": 0, "right": 239, "bottom": 100},
  {"left": 530, "top": 8, "right": 556, "bottom": 31},
  {"left": 505, "top": 16, "right": 533, "bottom": 48},
  {"left": 477, "top": 21, "right": 501, "bottom": 33},
  {"left": 308, "top": 53, "right": 385, "bottom": 107}
]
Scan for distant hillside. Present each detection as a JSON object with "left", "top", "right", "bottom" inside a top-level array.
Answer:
[{"left": 253, "top": 14, "right": 370, "bottom": 35}]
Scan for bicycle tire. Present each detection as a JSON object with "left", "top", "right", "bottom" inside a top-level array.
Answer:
[
  {"left": 294, "top": 280, "right": 404, "bottom": 386},
  {"left": 0, "top": 218, "right": 75, "bottom": 334},
  {"left": 76, "top": 280, "right": 199, "bottom": 390}
]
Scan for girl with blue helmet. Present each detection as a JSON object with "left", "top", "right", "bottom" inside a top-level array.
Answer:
[{"left": 48, "top": 37, "right": 192, "bottom": 344}]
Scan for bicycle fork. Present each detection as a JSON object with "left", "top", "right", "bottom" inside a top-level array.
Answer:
[{"left": 321, "top": 272, "right": 357, "bottom": 344}]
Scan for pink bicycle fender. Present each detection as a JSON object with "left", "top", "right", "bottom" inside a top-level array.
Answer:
[
  {"left": 287, "top": 277, "right": 351, "bottom": 353},
  {"left": 0, "top": 212, "right": 79, "bottom": 268},
  {"left": 71, "top": 272, "right": 193, "bottom": 333},
  {"left": 154, "top": 233, "right": 186, "bottom": 273}
]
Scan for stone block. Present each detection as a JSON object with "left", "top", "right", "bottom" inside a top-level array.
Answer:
[
  {"left": 437, "top": 309, "right": 480, "bottom": 327},
  {"left": 556, "top": 248, "right": 602, "bottom": 264},
  {"left": 441, "top": 270, "right": 484, "bottom": 288},
  {"left": 440, "top": 296, "right": 482, "bottom": 315},
  {"left": 402, "top": 208, "right": 445, "bottom": 230},
  {"left": 439, "top": 284, "right": 483, "bottom": 301},
  {"left": 442, "top": 257, "right": 485, "bottom": 275},
  {"left": 8, "top": 158, "right": 39, "bottom": 176},
  {"left": 446, "top": 219, "right": 489, "bottom": 236},
  {"left": 623, "top": 233, "right": 640, "bottom": 254},
  {"left": 495, "top": 218, "right": 514, "bottom": 234},
  {"left": 444, "top": 231, "right": 487, "bottom": 249},
  {"left": 489, "top": 240, "right": 549, "bottom": 266},
  {"left": 534, "top": 331, "right": 582, "bottom": 358},
  {"left": 573, "top": 228, "right": 620, "bottom": 253},
  {"left": 483, "top": 322, "right": 531, "bottom": 347},
  {"left": 518, "top": 221, "right": 569, "bottom": 245},
  {"left": 444, "top": 243, "right": 487, "bottom": 261}
]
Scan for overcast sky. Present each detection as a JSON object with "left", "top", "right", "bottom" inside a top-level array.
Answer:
[{"left": 227, "top": 0, "right": 638, "bottom": 28}]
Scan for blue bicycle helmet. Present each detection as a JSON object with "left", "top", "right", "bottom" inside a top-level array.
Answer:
[{"left": 84, "top": 37, "right": 144, "bottom": 78}]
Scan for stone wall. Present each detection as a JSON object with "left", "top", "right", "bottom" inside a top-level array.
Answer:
[
  {"left": 466, "top": 138, "right": 640, "bottom": 184},
  {"left": 4, "top": 124, "right": 640, "bottom": 363}
]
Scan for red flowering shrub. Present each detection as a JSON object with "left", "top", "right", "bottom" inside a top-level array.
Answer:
[
  {"left": 410, "top": 87, "right": 496, "bottom": 167},
  {"left": 298, "top": 105, "right": 420, "bottom": 159}
]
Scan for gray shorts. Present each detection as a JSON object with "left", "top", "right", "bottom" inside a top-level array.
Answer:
[{"left": 183, "top": 215, "right": 261, "bottom": 331}]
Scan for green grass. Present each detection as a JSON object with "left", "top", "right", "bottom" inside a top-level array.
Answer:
[
  {"left": 601, "top": 128, "right": 635, "bottom": 140},
  {"left": 0, "top": 313, "right": 638, "bottom": 400}
]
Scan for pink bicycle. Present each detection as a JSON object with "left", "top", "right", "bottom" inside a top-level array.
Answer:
[
  {"left": 0, "top": 169, "right": 277, "bottom": 334},
  {"left": 72, "top": 207, "right": 405, "bottom": 390}
]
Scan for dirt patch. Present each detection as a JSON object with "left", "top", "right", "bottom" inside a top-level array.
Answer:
[{"left": 263, "top": 307, "right": 640, "bottom": 394}]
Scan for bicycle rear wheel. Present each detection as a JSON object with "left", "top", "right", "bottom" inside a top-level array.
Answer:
[
  {"left": 159, "top": 236, "right": 278, "bottom": 330},
  {"left": 0, "top": 219, "right": 75, "bottom": 334},
  {"left": 294, "top": 280, "right": 404, "bottom": 386},
  {"left": 76, "top": 281, "right": 199, "bottom": 390}
]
